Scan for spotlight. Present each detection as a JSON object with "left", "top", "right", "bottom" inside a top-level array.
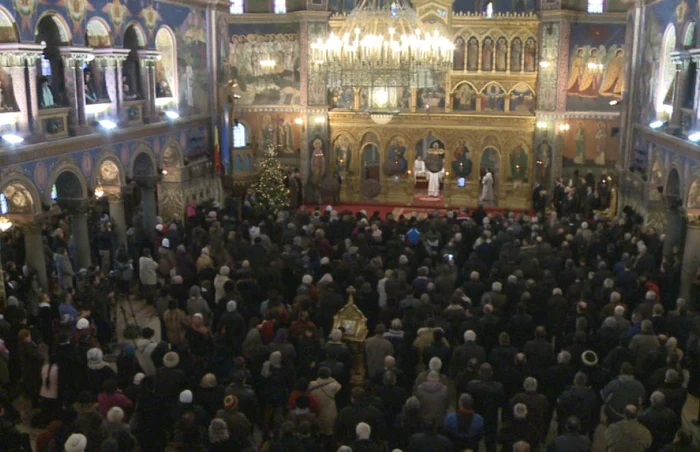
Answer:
[
  {"left": 1, "top": 134, "right": 24, "bottom": 144},
  {"left": 689, "top": 131, "right": 700, "bottom": 142},
  {"left": 164, "top": 110, "right": 180, "bottom": 120},
  {"left": 649, "top": 120, "right": 665, "bottom": 129},
  {"left": 98, "top": 119, "right": 117, "bottom": 130},
  {"left": 609, "top": 99, "right": 620, "bottom": 106},
  {"left": 539, "top": 60, "right": 551, "bottom": 68}
]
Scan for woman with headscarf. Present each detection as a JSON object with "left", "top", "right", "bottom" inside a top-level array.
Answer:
[
  {"left": 261, "top": 350, "right": 294, "bottom": 433},
  {"left": 164, "top": 300, "right": 190, "bottom": 346},
  {"left": 186, "top": 313, "right": 213, "bottom": 363},
  {"left": 186, "top": 285, "right": 212, "bottom": 325},
  {"left": 269, "top": 328, "right": 296, "bottom": 366},
  {"left": 175, "top": 245, "right": 198, "bottom": 287}
]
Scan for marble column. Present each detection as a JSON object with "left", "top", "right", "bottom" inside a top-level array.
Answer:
[
  {"left": 141, "top": 186, "right": 158, "bottom": 237},
  {"left": 61, "top": 53, "right": 80, "bottom": 132},
  {"left": 681, "top": 218, "right": 700, "bottom": 302},
  {"left": 71, "top": 211, "right": 91, "bottom": 270},
  {"left": 108, "top": 192, "right": 127, "bottom": 246},
  {"left": 27, "top": 61, "right": 41, "bottom": 133},
  {"left": 137, "top": 54, "right": 157, "bottom": 122},
  {"left": 23, "top": 223, "right": 48, "bottom": 291},
  {"left": 74, "top": 60, "right": 87, "bottom": 127}
]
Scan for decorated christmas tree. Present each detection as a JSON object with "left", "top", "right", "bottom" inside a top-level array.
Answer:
[{"left": 250, "top": 146, "right": 290, "bottom": 214}]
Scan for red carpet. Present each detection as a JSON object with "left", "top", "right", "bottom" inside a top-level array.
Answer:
[{"left": 304, "top": 202, "right": 532, "bottom": 218}]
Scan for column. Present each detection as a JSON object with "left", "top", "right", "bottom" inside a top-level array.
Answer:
[
  {"left": 100, "top": 57, "right": 119, "bottom": 117},
  {"left": 136, "top": 52, "right": 157, "bottom": 122},
  {"left": 23, "top": 223, "right": 48, "bottom": 291},
  {"left": 71, "top": 211, "right": 91, "bottom": 270},
  {"left": 107, "top": 192, "right": 127, "bottom": 246},
  {"left": 61, "top": 52, "right": 80, "bottom": 132},
  {"left": 6, "top": 62, "right": 30, "bottom": 132},
  {"left": 146, "top": 62, "right": 158, "bottom": 122},
  {"left": 27, "top": 58, "right": 41, "bottom": 133},
  {"left": 141, "top": 185, "right": 158, "bottom": 237},
  {"left": 74, "top": 59, "right": 87, "bottom": 127},
  {"left": 680, "top": 218, "right": 700, "bottom": 303}
]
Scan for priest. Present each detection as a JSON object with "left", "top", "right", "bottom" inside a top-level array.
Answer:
[{"left": 428, "top": 168, "right": 444, "bottom": 197}]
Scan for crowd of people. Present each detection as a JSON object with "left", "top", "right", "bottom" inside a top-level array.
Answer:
[{"left": 1, "top": 195, "right": 699, "bottom": 452}]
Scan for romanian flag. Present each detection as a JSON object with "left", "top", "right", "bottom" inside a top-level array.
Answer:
[{"left": 213, "top": 125, "right": 221, "bottom": 175}]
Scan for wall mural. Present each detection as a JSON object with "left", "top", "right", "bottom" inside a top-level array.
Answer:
[
  {"left": 566, "top": 23, "right": 626, "bottom": 111},
  {"left": 174, "top": 10, "right": 208, "bottom": 113},
  {"left": 331, "top": 87, "right": 354, "bottom": 109},
  {"left": 560, "top": 119, "right": 619, "bottom": 169},
  {"left": 455, "top": 34, "right": 536, "bottom": 73},
  {"left": 227, "top": 23, "right": 300, "bottom": 106},
  {"left": 417, "top": 86, "right": 446, "bottom": 109},
  {"left": 509, "top": 82, "right": 535, "bottom": 112},
  {"left": 236, "top": 112, "right": 300, "bottom": 154},
  {"left": 453, "top": 82, "right": 477, "bottom": 111}
]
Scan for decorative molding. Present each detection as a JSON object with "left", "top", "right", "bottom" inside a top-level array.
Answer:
[{"left": 534, "top": 111, "right": 621, "bottom": 119}]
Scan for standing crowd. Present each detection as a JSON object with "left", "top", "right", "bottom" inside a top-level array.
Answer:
[{"left": 0, "top": 197, "right": 699, "bottom": 452}]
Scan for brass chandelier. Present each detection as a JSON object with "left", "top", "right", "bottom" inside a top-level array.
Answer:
[{"left": 311, "top": 0, "right": 454, "bottom": 91}]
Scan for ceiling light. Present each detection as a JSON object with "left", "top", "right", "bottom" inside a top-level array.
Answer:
[
  {"left": 98, "top": 119, "right": 117, "bottom": 130},
  {"left": 164, "top": 110, "right": 180, "bottom": 120},
  {"left": 2, "top": 134, "right": 24, "bottom": 144},
  {"left": 94, "top": 184, "right": 104, "bottom": 198}
]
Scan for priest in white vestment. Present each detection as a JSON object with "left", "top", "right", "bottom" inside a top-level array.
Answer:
[
  {"left": 480, "top": 169, "right": 495, "bottom": 203},
  {"left": 414, "top": 156, "right": 426, "bottom": 182},
  {"left": 428, "top": 169, "right": 444, "bottom": 197}
]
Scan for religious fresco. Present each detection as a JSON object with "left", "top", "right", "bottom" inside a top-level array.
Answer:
[
  {"left": 333, "top": 135, "right": 352, "bottom": 173},
  {"left": 227, "top": 23, "right": 300, "bottom": 106},
  {"left": 509, "top": 82, "right": 535, "bottom": 112},
  {"left": 236, "top": 112, "right": 300, "bottom": 154},
  {"left": 560, "top": 119, "right": 619, "bottom": 168},
  {"left": 331, "top": 87, "right": 354, "bottom": 109},
  {"left": 510, "top": 37, "right": 523, "bottom": 72},
  {"left": 310, "top": 136, "right": 327, "bottom": 183},
  {"left": 384, "top": 136, "right": 409, "bottom": 175},
  {"left": 495, "top": 37, "right": 508, "bottom": 72},
  {"left": 454, "top": 37, "right": 466, "bottom": 70},
  {"left": 452, "top": 0, "right": 536, "bottom": 13},
  {"left": 566, "top": 23, "right": 626, "bottom": 111},
  {"left": 417, "top": 87, "right": 446, "bottom": 109},
  {"left": 173, "top": 10, "right": 208, "bottom": 113},
  {"left": 308, "top": 21, "right": 328, "bottom": 106},
  {"left": 508, "top": 144, "right": 529, "bottom": 181},
  {"left": 453, "top": 82, "right": 477, "bottom": 111},
  {"left": 467, "top": 37, "right": 479, "bottom": 71},
  {"left": 482, "top": 37, "right": 494, "bottom": 71},
  {"left": 480, "top": 83, "right": 506, "bottom": 112},
  {"left": 0, "top": 68, "right": 18, "bottom": 112}
]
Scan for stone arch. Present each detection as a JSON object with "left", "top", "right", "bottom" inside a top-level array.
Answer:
[
  {"left": 451, "top": 81, "right": 479, "bottom": 95},
  {"left": 123, "top": 22, "right": 147, "bottom": 48},
  {"left": 85, "top": 17, "right": 112, "bottom": 47},
  {"left": 160, "top": 139, "right": 184, "bottom": 169},
  {"left": 45, "top": 161, "right": 88, "bottom": 203},
  {"left": 93, "top": 152, "right": 126, "bottom": 187},
  {"left": 687, "top": 178, "right": 700, "bottom": 209},
  {"left": 683, "top": 20, "right": 696, "bottom": 48},
  {"left": 0, "top": 5, "right": 18, "bottom": 43},
  {"left": 508, "top": 81, "right": 535, "bottom": 95},
  {"left": 666, "top": 167, "right": 682, "bottom": 199},
  {"left": 155, "top": 26, "right": 178, "bottom": 99},
  {"left": 0, "top": 173, "right": 42, "bottom": 215},
  {"left": 130, "top": 144, "right": 157, "bottom": 178},
  {"left": 35, "top": 11, "right": 72, "bottom": 45}
]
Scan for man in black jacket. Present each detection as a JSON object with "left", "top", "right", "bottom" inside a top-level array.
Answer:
[
  {"left": 638, "top": 391, "right": 680, "bottom": 451},
  {"left": 467, "top": 363, "right": 506, "bottom": 452},
  {"left": 334, "top": 387, "right": 387, "bottom": 446}
]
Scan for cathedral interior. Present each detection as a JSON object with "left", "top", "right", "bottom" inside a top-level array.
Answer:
[{"left": 0, "top": 0, "right": 696, "bottom": 266}]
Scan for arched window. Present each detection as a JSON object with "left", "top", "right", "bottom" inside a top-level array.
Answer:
[
  {"left": 155, "top": 27, "right": 177, "bottom": 100},
  {"left": 230, "top": 0, "right": 244, "bottom": 14},
  {"left": 274, "top": 0, "right": 286, "bottom": 14},
  {"left": 658, "top": 24, "right": 677, "bottom": 116},
  {"left": 233, "top": 122, "right": 247, "bottom": 148},
  {"left": 587, "top": 0, "right": 604, "bottom": 13}
]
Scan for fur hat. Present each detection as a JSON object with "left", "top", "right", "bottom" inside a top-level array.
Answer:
[
  {"left": 219, "top": 266, "right": 230, "bottom": 276},
  {"left": 106, "top": 406, "right": 124, "bottom": 423},
  {"left": 76, "top": 318, "right": 90, "bottom": 331},
  {"left": 179, "top": 390, "right": 193, "bottom": 404},
  {"left": 163, "top": 351, "right": 179, "bottom": 368},
  {"left": 227, "top": 300, "right": 237, "bottom": 312},
  {"left": 64, "top": 434, "right": 88, "bottom": 452},
  {"left": 464, "top": 330, "right": 477, "bottom": 342},
  {"left": 302, "top": 274, "right": 313, "bottom": 285},
  {"left": 320, "top": 257, "right": 330, "bottom": 265}
]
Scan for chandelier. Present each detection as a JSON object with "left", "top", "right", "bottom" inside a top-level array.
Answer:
[{"left": 311, "top": 0, "right": 454, "bottom": 92}]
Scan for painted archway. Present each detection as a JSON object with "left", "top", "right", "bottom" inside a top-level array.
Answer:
[
  {"left": 0, "top": 5, "right": 18, "bottom": 43},
  {"left": 45, "top": 160, "right": 88, "bottom": 204},
  {"left": 0, "top": 173, "right": 42, "bottom": 215},
  {"left": 155, "top": 26, "right": 178, "bottom": 100}
]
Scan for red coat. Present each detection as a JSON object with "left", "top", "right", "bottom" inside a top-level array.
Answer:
[{"left": 97, "top": 391, "right": 134, "bottom": 421}]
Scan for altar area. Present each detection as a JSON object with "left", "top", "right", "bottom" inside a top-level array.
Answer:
[{"left": 328, "top": 111, "right": 535, "bottom": 211}]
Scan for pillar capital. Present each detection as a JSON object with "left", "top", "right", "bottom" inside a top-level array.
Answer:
[{"left": 0, "top": 43, "right": 43, "bottom": 67}]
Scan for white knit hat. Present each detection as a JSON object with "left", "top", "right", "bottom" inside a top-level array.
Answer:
[
  {"left": 302, "top": 274, "right": 313, "bottom": 285},
  {"left": 179, "top": 390, "right": 193, "bottom": 404},
  {"left": 76, "top": 318, "right": 90, "bottom": 330},
  {"left": 64, "top": 433, "right": 87, "bottom": 452},
  {"left": 227, "top": 300, "right": 237, "bottom": 312}
]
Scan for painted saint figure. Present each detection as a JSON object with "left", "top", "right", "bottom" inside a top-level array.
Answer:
[
  {"left": 599, "top": 48, "right": 624, "bottom": 98},
  {"left": 467, "top": 37, "right": 479, "bottom": 71},
  {"left": 523, "top": 38, "right": 537, "bottom": 72},
  {"left": 594, "top": 121, "right": 607, "bottom": 165},
  {"left": 452, "top": 140, "right": 473, "bottom": 177},
  {"left": 311, "top": 138, "right": 326, "bottom": 183},
  {"left": 495, "top": 37, "right": 508, "bottom": 71},
  {"left": 578, "top": 48, "right": 604, "bottom": 98},
  {"left": 387, "top": 138, "right": 408, "bottom": 173},
  {"left": 574, "top": 122, "right": 586, "bottom": 164},
  {"left": 510, "top": 38, "right": 523, "bottom": 72},
  {"left": 482, "top": 37, "right": 494, "bottom": 72},
  {"left": 567, "top": 48, "right": 586, "bottom": 95},
  {"left": 454, "top": 37, "right": 466, "bottom": 70}
]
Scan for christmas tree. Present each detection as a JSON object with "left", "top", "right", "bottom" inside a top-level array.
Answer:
[{"left": 250, "top": 147, "right": 290, "bottom": 214}]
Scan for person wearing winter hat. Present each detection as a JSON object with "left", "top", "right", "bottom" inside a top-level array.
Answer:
[
  {"left": 216, "top": 394, "right": 252, "bottom": 442},
  {"left": 158, "top": 238, "right": 176, "bottom": 283},
  {"left": 100, "top": 407, "right": 137, "bottom": 450},
  {"left": 76, "top": 318, "right": 90, "bottom": 331},
  {"left": 214, "top": 266, "right": 231, "bottom": 303},
  {"left": 208, "top": 418, "right": 235, "bottom": 451},
  {"left": 86, "top": 348, "right": 117, "bottom": 395},
  {"left": 64, "top": 433, "right": 88, "bottom": 452},
  {"left": 155, "top": 351, "right": 187, "bottom": 405},
  {"left": 197, "top": 373, "right": 224, "bottom": 418}
]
